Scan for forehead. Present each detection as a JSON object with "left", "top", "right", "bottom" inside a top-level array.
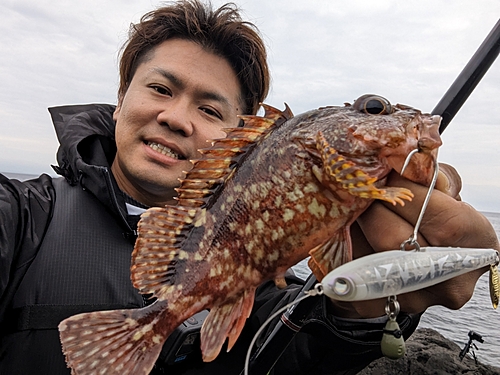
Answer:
[{"left": 136, "top": 38, "right": 243, "bottom": 108}]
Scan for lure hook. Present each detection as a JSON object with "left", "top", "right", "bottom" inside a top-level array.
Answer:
[
  {"left": 400, "top": 148, "right": 419, "bottom": 177},
  {"left": 400, "top": 149, "right": 440, "bottom": 251}
]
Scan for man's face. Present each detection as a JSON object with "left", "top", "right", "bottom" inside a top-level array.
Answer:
[{"left": 112, "top": 38, "right": 243, "bottom": 206}]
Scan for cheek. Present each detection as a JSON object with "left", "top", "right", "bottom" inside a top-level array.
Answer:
[
  {"left": 212, "top": 127, "right": 228, "bottom": 140},
  {"left": 115, "top": 92, "right": 150, "bottom": 127},
  {"left": 114, "top": 114, "right": 142, "bottom": 154},
  {"left": 114, "top": 106, "right": 148, "bottom": 142},
  {"left": 114, "top": 123, "right": 126, "bottom": 147},
  {"left": 197, "top": 126, "right": 227, "bottom": 147}
]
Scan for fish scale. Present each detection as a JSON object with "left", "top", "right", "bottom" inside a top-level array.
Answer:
[{"left": 59, "top": 95, "right": 442, "bottom": 375}]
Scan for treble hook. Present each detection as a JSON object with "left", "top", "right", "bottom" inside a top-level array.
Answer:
[{"left": 399, "top": 149, "right": 440, "bottom": 251}]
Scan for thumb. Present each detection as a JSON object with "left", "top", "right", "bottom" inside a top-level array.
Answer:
[{"left": 435, "top": 163, "right": 462, "bottom": 200}]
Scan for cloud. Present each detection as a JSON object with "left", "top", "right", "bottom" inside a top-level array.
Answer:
[{"left": 1, "top": 0, "right": 500, "bottom": 209}]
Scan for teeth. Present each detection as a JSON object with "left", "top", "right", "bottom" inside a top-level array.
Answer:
[{"left": 147, "top": 142, "right": 182, "bottom": 159}]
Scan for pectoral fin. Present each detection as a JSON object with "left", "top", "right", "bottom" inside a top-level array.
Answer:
[
  {"left": 308, "top": 227, "right": 352, "bottom": 281},
  {"left": 316, "top": 131, "right": 414, "bottom": 206}
]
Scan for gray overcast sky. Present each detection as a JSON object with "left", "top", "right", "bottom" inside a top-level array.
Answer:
[{"left": 1, "top": 0, "right": 499, "bottom": 212}]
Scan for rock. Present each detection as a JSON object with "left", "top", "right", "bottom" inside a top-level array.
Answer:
[{"left": 358, "top": 328, "right": 500, "bottom": 375}]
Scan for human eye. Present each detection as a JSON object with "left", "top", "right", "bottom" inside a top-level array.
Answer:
[
  {"left": 150, "top": 85, "right": 172, "bottom": 96},
  {"left": 200, "top": 106, "right": 222, "bottom": 120}
]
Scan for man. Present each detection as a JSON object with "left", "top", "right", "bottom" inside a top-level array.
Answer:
[{"left": 0, "top": 1, "right": 497, "bottom": 374}]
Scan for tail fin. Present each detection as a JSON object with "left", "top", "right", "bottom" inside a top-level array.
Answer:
[{"left": 59, "top": 305, "right": 167, "bottom": 375}]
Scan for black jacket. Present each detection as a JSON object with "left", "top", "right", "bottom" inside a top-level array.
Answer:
[{"left": 0, "top": 104, "right": 420, "bottom": 375}]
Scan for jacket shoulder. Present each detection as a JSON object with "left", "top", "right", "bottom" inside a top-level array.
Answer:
[
  {"left": 0, "top": 173, "right": 56, "bottom": 216},
  {"left": 0, "top": 173, "right": 57, "bottom": 313}
]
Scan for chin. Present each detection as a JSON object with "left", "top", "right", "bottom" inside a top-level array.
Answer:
[
  {"left": 131, "top": 167, "right": 177, "bottom": 190},
  {"left": 147, "top": 175, "right": 180, "bottom": 191}
]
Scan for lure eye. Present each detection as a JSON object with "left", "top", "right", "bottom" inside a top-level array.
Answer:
[
  {"left": 331, "top": 277, "right": 351, "bottom": 296},
  {"left": 353, "top": 95, "right": 392, "bottom": 115}
]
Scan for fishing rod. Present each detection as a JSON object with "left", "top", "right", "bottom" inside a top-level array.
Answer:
[
  {"left": 244, "top": 18, "right": 500, "bottom": 375},
  {"left": 432, "top": 18, "right": 500, "bottom": 132}
]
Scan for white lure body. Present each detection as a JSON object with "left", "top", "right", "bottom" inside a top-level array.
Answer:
[{"left": 322, "top": 247, "right": 499, "bottom": 301}]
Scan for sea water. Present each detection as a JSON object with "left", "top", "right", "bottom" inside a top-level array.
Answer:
[
  {"left": 418, "top": 211, "right": 500, "bottom": 368},
  {"left": 2, "top": 172, "right": 499, "bottom": 367}
]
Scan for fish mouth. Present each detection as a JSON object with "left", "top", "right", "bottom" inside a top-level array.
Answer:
[
  {"left": 145, "top": 141, "right": 186, "bottom": 160},
  {"left": 417, "top": 115, "right": 442, "bottom": 152}
]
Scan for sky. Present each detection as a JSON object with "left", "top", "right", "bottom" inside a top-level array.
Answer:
[{"left": 1, "top": 0, "right": 499, "bottom": 212}]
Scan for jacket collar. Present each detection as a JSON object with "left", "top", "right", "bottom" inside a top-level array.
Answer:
[
  {"left": 48, "top": 104, "right": 133, "bottom": 232},
  {"left": 49, "top": 103, "right": 116, "bottom": 184}
]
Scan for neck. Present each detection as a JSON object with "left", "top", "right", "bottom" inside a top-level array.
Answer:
[{"left": 111, "top": 164, "right": 177, "bottom": 208}]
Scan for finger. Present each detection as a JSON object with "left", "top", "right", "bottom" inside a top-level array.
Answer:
[
  {"left": 435, "top": 162, "right": 462, "bottom": 199},
  {"left": 356, "top": 201, "right": 429, "bottom": 254},
  {"left": 349, "top": 221, "right": 375, "bottom": 259},
  {"left": 382, "top": 173, "right": 498, "bottom": 249},
  {"left": 328, "top": 297, "right": 388, "bottom": 319},
  {"left": 381, "top": 173, "right": 464, "bottom": 244}
]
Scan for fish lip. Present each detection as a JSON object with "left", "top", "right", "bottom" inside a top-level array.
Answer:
[{"left": 143, "top": 138, "right": 187, "bottom": 160}]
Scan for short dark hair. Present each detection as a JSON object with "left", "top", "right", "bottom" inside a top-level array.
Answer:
[{"left": 118, "top": 0, "right": 269, "bottom": 115}]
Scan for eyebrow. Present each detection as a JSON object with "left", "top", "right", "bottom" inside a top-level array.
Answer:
[{"left": 151, "top": 67, "right": 233, "bottom": 109}]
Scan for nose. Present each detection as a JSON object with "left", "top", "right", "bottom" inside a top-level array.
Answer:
[{"left": 156, "top": 100, "right": 194, "bottom": 137}]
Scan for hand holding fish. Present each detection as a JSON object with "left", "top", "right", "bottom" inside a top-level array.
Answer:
[{"left": 329, "top": 165, "right": 500, "bottom": 319}]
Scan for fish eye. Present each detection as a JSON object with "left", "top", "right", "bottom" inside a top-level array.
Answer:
[{"left": 353, "top": 95, "right": 392, "bottom": 115}]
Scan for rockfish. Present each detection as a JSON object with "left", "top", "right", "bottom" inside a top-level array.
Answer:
[{"left": 59, "top": 94, "right": 442, "bottom": 374}]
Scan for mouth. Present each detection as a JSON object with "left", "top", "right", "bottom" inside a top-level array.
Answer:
[{"left": 145, "top": 141, "right": 186, "bottom": 160}]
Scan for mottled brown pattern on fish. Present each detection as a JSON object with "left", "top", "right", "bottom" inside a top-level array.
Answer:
[{"left": 59, "top": 95, "right": 442, "bottom": 375}]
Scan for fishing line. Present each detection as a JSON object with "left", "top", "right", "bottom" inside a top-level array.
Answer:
[{"left": 243, "top": 283, "right": 324, "bottom": 375}]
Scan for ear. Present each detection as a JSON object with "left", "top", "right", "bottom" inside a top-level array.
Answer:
[{"left": 113, "top": 97, "right": 123, "bottom": 122}]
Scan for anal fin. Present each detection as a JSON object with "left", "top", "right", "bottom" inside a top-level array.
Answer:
[
  {"left": 308, "top": 227, "right": 352, "bottom": 281},
  {"left": 200, "top": 287, "right": 256, "bottom": 361}
]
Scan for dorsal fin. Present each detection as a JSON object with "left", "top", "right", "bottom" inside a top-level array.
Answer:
[
  {"left": 133, "top": 104, "right": 293, "bottom": 299},
  {"left": 176, "top": 103, "right": 293, "bottom": 208},
  {"left": 261, "top": 102, "right": 293, "bottom": 121}
]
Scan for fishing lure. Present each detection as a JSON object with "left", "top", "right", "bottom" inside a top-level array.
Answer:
[{"left": 322, "top": 246, "right": 500, "bottom": 305}]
